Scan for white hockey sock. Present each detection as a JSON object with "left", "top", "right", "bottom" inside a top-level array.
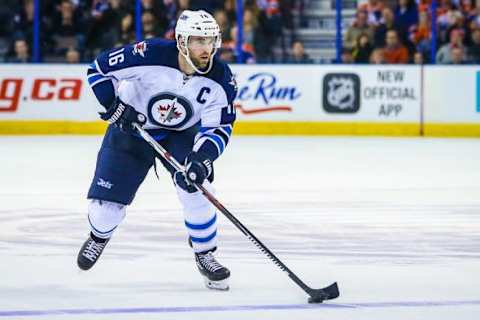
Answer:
[
  {"left": 88, "top": 199, "right": 126, "bottom": 239},
  {"left": 176, "top": 182, "right": 217, "bottom": 253}
]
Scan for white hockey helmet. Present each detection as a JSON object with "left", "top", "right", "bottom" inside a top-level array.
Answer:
[{"left": 175, "top": 10, "right": 221, "bottom": 74}]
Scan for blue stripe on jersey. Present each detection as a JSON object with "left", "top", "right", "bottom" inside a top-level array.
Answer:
[
  {"left": 213, "top": 128, "right": 229, "bottom": 145},
  {"left": 194, "top": 125, "right": 233, "bottom": 161},
  {"left": 88, "top": 74, "right": 104, "bottom": 86},
  {"left": 200, "top": 126, "right": 231, "bottom": 143},
  {"left": 185, "top": 215, "right": 217, "bottom": 230},
  {"left": 200, "top": 127, "right": 215, "bottom": 133},
  {"left": 190, "top": 230, "right": 217, "bottom": 243},
  {"left": 221, "top": 125, "right": 233, "bottom": 135}
]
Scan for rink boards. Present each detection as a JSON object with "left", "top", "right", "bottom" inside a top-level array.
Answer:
[{"left": 0, "top": 64, "right": 479, "bottom": 137}]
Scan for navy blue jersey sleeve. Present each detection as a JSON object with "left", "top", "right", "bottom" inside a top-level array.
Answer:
[{"left": 87, "top": 39, "right": 176, "bottom": 109}]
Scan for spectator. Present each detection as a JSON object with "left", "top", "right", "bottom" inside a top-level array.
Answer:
[
  {"left": 224, "top": 25, "right": 256, "bottom": 64},
  {"left": 8, "top": 38, "right": 30, "bottom": 63},
  {"left": 85, "top": 0, "right": 126, "bottom": 55},
  {"left": 214, "top": 9, "right": 232, "bottom": 43},
  {"left": 437, "top": 0, "right": 463, "bottom": 43},
  {"left": 436, "top": 28, "right": 465, "bottom": 63},
  {"left": 65, "top": 47, "right": 80, "bottom": 63},
  {"left": 446, "top": 12, "right": 468, "bottom": 45},
  {"left": 255, "top": 0, "right": 284, "bottom": 62},
  {"left": 358, "top": 0, "right": 385, "bottom": 25},
  {"left": 437, "top": 0, "right": 462, "bottom": 29},
  {"left": 218, "top": 47, "right": 236, "bottom": 63},
  {"left": 413, "top": 51, "right": 425, "bottom": 64},
  {"left": 286, "top": 40, "right": 313, "bottom": 63},
  {"left": 450, "top": 46, "right": 467, "bottom": 63},
  {"left": 374, "top": 7, "right": 401, "bottom": 48},
  {"left": 383, "top": 29, "right": 409, "bottom": 63},
  {"left": 13, "top": 0, "right": 53, "bottom": 57},
  {"left": 163, "top": 0, "right": 183, "bottom": 40},
  {"left": 142, "top": 11, "right": 160, "bottom": 39},
  {"left": 467, "top": 28, "right": 480, "bottom": 63},
  {"left": 0, "top": 3, "right": 13, "bottom": 61},
  {"left": 353, "top": 33, "right": 373, "bottom": 63},
  {"left": 13, "top": 0, "right": 35, "bottom": 41},
  {"left": 370, "top": 47, "right": 386, "bottom": 63},
  {"left": 118, "top": 13, "right": 135, "bottom": 45},
  {"left": 50, "top": 0, "right": 84, "bottom": 37},
  {"left": 224, "top": 0, "right": 237, "bottom": 22},
  {"left": 340, "top": 47, "right": 355, "bottom": 63},
  {"left": 460, "top": 0, "right": 477, "bottom": 18},
  {"left": 0, "top": 1, "right": 14, "bottom": 38},
  {"left": 394, "top": 0, "right": 419, "bottom": 39},
  {"left": 141, "top": 0, "right": 168, "bottom": 33},
  {"left": 344, "top": 10, "right": 374, "bottom": 50},
  {"left": 409, "top": 10, "right": 431, "bottom": 54},
  {"left": 242, "top": 8, "right": 257, "bottom": 51}
]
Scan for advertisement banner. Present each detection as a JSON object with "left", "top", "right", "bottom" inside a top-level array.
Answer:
[
  {"left": 0, "top": 65, "right": 99, "bottom": 120},
  {"left": 231, "top": 65, "right": 422, "bottom": 123},
  {"left": 1, "top": 64, "right": 421, "bottom": 122},
  {"left": 3, "top": 63, "right": 478, "bottom": 136}
]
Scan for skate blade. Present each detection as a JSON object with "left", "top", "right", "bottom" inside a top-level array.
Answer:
[{"left": 203, "top": 277, "right": 229, "bottom": 291}]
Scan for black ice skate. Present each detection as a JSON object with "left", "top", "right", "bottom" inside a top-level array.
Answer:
[
  {"left": 77, "top": 233, "right": 109, "bottom": 270},
  {"left": 195, "top": 251, "right": 230, "bottom": 291}
]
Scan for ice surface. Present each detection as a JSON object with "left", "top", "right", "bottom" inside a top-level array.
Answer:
[{"left": 0, "top": 135, "right": 479, "bottom": 319}]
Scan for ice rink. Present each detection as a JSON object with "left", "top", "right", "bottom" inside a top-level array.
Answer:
[{"left": 0, "top": 134, "right": 479, "bottom": 320}]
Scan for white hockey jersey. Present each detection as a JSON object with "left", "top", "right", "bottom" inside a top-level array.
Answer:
[{"left": 87, "top": 39, "right": 237, "bottom": 160}]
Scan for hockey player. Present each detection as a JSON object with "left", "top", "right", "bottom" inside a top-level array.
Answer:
[{"left": 77, "top": 10, "right": 237, "bottom": 291}]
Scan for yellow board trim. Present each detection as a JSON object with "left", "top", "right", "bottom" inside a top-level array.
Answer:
[
  {"left": 234, "top": 121, "right": 421, "bottom": 136},
  {"left": 0, "top": 121, "right": 108, "bottom": 135},
  {"left": 0, "top": 120, "right": 478, "bottom": 137},
  {"left": 423, "top": 123, "right": 480, "bottom": 137}
]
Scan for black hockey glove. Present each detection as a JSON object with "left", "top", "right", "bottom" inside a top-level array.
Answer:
[
  {"left": 99, "top": 97, "right": 146, "bottom": 133},
  {"left": 174, "top": 152, "right": 213, "bottom": 193}
]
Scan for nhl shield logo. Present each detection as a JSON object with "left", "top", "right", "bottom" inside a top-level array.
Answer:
[
  {"left": 322, "top": 73, "right": 360, "bottom": 113},
  {"left": 147, "top": 93, "right": 193, "bottom": 129}
]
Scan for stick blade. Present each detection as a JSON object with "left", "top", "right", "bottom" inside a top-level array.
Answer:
[{"left": 307, "top": 282, "right": 340, "bottom": 303}]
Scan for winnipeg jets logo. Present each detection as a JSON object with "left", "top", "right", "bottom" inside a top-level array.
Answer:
[
  {"left": 132, "top": 41, "right": 147, "bottom": 57},
  {"left": 157, "top": 98, "right": 182, "bottom": 123},
  {"left": 147, "top": 93, "right": 193, "bottom": 129}
]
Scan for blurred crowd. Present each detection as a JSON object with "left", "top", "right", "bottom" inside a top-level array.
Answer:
[
  {"left": 0, "top": 0, "right": 479, "bottom": 64},
  {"left": 0, "top": 0, "right": 297, "bottom": 63},
  {"left": 344, "top": 0, "right": 480, "bottom": 64}
]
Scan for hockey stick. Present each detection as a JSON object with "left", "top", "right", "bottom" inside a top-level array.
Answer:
[{"left": 133, "top": 123, "right": 339, "bottom": 303}]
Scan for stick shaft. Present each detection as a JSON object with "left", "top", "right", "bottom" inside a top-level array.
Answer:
[{"left": 134, "top": 124, "right": 315, "bottom": 295}]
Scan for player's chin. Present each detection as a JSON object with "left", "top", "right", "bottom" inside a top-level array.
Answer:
[{"left": 197, "top": 60, "right": 209, "bottom": 68}]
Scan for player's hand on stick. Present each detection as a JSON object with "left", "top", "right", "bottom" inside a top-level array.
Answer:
[
  {"left": 174, "top": 152, "right": 212, "bottom": 193},
  {"left": 99, "top": 97, "right": 146, "bottom": 133}
]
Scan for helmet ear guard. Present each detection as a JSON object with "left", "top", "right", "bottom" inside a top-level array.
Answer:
[{"left": 175, "top": 10, "right": 221, "bottom": 74}]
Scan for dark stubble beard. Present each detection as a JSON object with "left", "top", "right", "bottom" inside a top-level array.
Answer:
[{"left": 190, "top": 54, "right": 210, "bottom": 69}]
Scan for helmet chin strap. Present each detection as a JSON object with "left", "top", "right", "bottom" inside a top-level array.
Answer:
[{"left": 177, "top": 35, "right": 217, "bottom": 75}]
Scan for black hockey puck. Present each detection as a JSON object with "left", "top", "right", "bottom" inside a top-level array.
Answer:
[{"left": 308, "top": 296, "right": 324, "bottom": 304}]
